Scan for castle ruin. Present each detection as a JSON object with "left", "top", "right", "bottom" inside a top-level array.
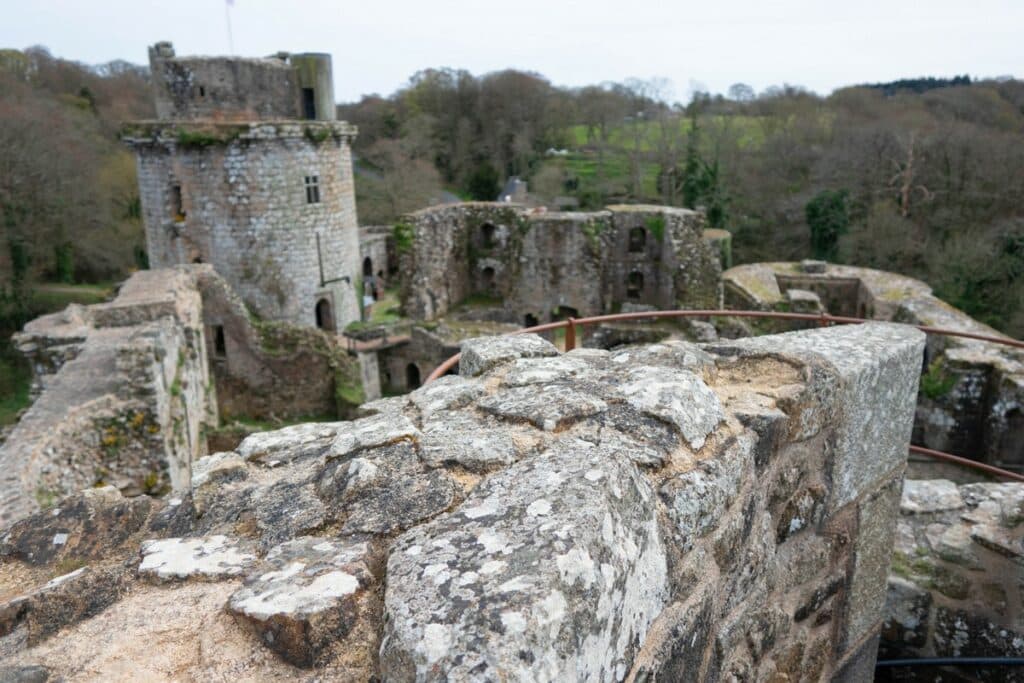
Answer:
[
  {"left": 124, "top": 42, "right": 361, "bottom": 331},
  {"left": 2, "top": 41, "right": 1024, "bottom": 681}
]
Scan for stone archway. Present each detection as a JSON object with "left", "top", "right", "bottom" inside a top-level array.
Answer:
[
  {"left": 315, "top": 298, "right": 335, "bottom": 332},
  {"left": 406, "top": 363, "right": 421, "bottom": 390}
]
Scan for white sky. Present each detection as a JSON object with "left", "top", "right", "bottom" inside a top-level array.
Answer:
[{"left": 2, "top": 0, "right": 1021, "bottom": 103}]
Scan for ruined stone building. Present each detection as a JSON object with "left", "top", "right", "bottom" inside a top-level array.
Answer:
[
  {"left": 123, "top": 42, "right": 361, "bottom": 331},
  {"left": 399, "top": 203, "right": 722, "bottom": 324},
  {"left": 723, "top": 260, "right": 1024, "bottom": 474}
]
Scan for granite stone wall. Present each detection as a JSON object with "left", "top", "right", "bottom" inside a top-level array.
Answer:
[
  {"left": 0, "top": 323, "right": 925, "bottom": 679},
  {"left": 399, "top": 203, "right": 722, "bottom": 324},
  {"left": 194, "top": 266, "right": 364, "bottom": 422},
  {"left": 126, "top": 120, "right": 361, "bottom": 329},
  {"left": 883, "top": 479, "right": 1024, "bottom": 682},
  {"left": 0, "top": 269, "right": 216, "bottom": 527}
]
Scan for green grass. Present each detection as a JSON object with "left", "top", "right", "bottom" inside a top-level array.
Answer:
[
  {"left": 31, "top": 282, "right": 113, "bottom": 310},
  {"left": 369, "top": 288, "right": 403, "bottom": 325},
  {"left": 568, "top": 115, "right": 766, "bottom": 152},
  {"left": 0, "top": 350, "right": 30, "bottom": 426}
]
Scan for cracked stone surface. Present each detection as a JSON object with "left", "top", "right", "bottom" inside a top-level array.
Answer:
[
  {"left": 478, "top": 384, "right": 608, "bottom": 431},
  {"left": 459, "top": 334, "right": 559, "bottom": 377},
  {"left": 613, "top": 365, "right": 724, "bottom": 449},
  {"left": 380, "top": 441, "right": 669, "bottom": 682}
]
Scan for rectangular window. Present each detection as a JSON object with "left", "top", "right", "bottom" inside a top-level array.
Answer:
[
  {"left": 302, "top": 88, "right": 316, "bottom": 120},
  {"left": 213, "top": 325, "right": 226, "bottom": 358},
  {"left": 304, "top": 175, "right": 320, "bottom": 204},
  {"left": 171, "top": 184, "right": 185, "bottom": 221}
]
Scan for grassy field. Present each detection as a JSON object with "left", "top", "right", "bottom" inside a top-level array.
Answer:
[
  {"left": 0, "top": 282, "right": 115, "bottom": 426},
  {"left": 567, "top": 115, "right": 766, "bottom": 152}
]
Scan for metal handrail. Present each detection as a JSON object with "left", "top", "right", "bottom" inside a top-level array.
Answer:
[{"left": 423, "top": 308, "right": 1024, "bottom": 482}]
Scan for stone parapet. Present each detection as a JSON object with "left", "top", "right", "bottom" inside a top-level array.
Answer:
[{"left": 0, "top": 324, "right": 923, "bottom": 678}]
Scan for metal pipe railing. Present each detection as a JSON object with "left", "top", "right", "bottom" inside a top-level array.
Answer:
[{"left": 423, "top": 308, "right": 1024, "bottom": 482}]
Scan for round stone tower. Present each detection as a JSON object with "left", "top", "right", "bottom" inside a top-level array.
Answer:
[{"left": 123, "top": 42, "right": 360, "bottom": 330}]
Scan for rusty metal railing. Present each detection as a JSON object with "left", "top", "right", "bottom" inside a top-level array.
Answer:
[{"left": 424, "top": 308, "right": 1024, "bottom": 482}]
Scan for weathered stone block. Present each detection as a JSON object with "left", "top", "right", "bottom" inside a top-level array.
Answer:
[
  {"left": 844, "top": 476, "right": 902, "bottom": 650},
  {"left": 459, "top": 334, "right": 559, "bottom": 377},
  {"left": 882, "top": 577, "right": 932, "bottom": 649},
  {"left": 228, "top": 537, "right": 379, "bottom": 667},
  {"left": 728, "top": 323, "right": 925, "bottom": 509},
  {"left": 380, "top": 441, "right": 668, "bottom": 681},
  {"left": 613, "top": 366, "right": 724, "bottom": 449},
  {"left": 138, "top": 535, "right": 257, "bottom": 582},
  {"left": 478, "top": 383, "right": 607, "bottom": 431},
  {"left": 660, "top": 435, "right": 753, "bottom": 549},
  {"left": 901, "top": 479, "right": 964, "bottom": 514}
]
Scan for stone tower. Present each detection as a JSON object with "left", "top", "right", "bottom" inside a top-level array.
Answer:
[{"left": 123, "top": 42, "right": 360, "bottom": 330}]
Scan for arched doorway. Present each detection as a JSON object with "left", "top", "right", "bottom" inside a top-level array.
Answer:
[
  {"left": 363, "top": 256, "right": 373, "bottom": 277},
  {"left": 315, "top": 298, "right": 335, "bottom": 332},
  {"left": 406, "top": 363, "right": 421, "bottom": 390}
]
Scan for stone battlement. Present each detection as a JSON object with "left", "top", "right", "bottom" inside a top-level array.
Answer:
[{"left": 0, "top": 324, "right": 925, "bottom": 679}]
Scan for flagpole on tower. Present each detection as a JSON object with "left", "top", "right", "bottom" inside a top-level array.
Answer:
[{"left": 225, "top": 0, "right": 235, "bottom": 55}]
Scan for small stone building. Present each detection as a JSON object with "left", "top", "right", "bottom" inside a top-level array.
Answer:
[{"left": 123, "top": 42, "right": 361, "bottom": 331}]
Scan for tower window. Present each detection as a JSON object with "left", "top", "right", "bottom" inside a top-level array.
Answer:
[
  {"left": 171, "top": 184, "right": 185, "bottom": 221},
  {"left": 302, "top": 88, "right": 317, "bottom": 120},
  {"left": 305, "top": 175, "right": 320, "bottom": 204},
  {"left": 213, "top": 325, "right": 226, "bottom": 358},
  {"left": 629, "top": 227, "right": 646, "bottom": 252},
  {"left": 194, "top": 85, "right": 206, "bottom": 98}
]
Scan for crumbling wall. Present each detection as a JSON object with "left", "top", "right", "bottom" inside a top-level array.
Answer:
[
  {"left": 399, "top": 203, "right": 722, "bottom": 324},
  {"left": 194, "top": 266, "right": 364, "bottom": 422},
  {"left": 0, "top": 324, "right": 924, "bottom": 680},
  {"left": 147, "top": 42, "right": 335, "bottom": 123},
  {"left": 1, "top": 269, "right": 216, "bottom": 527},
  {"left": 883, "top": 479, "right": 1024, "bottom": 681}
]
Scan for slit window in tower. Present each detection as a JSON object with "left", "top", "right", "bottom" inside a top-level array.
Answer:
[
  {"left": 171, "top": 184, "right": 185, "bottom": 221},
  {"left": 305, "top": 175, "right": 320, "bottom": 204}
]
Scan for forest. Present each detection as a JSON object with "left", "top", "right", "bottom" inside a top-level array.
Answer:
[{"left": 1, "top": 46, "right": 1023, "bottom": 358}]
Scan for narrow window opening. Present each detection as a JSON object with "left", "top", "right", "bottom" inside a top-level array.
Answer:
[
  {"left": 198, "top": 85, "right": 206, "bottom": 97},
  {"left": 171, "top": 184, "right": 185, "bottom": 221},
  {"left": 304, "top": 175, "right": 320, "bottom": 204},
  {"left": 406, "top": 363, "right": 421, "bottom": 390},
  {"left": 629, "top": 227, "right": 646, "bottom": 253},
  {"left": 213, "top": 325, "right": 226, "bottom": 358},
  {"left": 480, "top": 223, "right": 496, "bottom": 249},
  {"left": 302, "top": 88, "right": 317, "bottom": 120},
  {"left": 627, "top": 271, "right": 644, "bottom": 299}
]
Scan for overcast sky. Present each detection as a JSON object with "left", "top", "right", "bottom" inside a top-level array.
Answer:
[{"left": 3, "top": 0, "right": 1021, "bottom": 103}]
